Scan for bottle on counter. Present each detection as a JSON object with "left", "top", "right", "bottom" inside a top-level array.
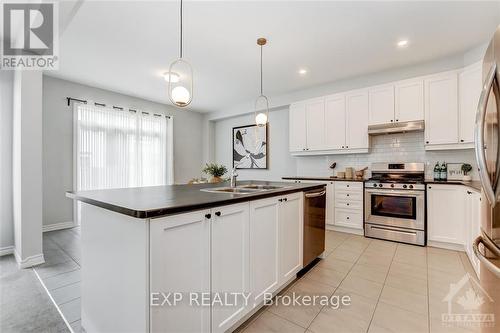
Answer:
[
  {"left": 440, "top": 162, "right": 447, "bottom": 181},
  {"left": 434, "top": 162, "right": 440, "bottom": 181}
]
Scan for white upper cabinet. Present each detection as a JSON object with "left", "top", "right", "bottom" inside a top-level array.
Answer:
[
  {"left": 325, "top": 94, "right": 346, "bottom": 150},
  {"left": 369, "top": 85, "right": 395, "bottom": 125},
  {"left": 305, "top": 98, "right": 326, "bottom": 151},
  {"left": 346, "top": 90, "right": 369, "bottom": 150},
  {"left": 395, "top": 79, "right": 424, "bottom": 122},
  {"left": 289, "top": 102, "right": 307, "bottom": 152},
  {"left": 459, "top": 62, "right": 482, "bottom": 144},
  {"left": 424, "top": 71, "right": 459, "bottom": 146}
]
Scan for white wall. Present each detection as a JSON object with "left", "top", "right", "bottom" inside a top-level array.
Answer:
[
  {"left": 42, "top": 76, "right": 205, "bottom": 227},
  {"left": 13, "top": 70, "right": 44, "bottom": 267},
  {"left": 0, "top": 71, "right": 14, "bottom": 253},
  {"left": 214, "top": 107, "right": 296, "bottom": 181}
]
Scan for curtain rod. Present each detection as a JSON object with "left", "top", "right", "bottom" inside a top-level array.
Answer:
[{"left": 66, "top": 97, "right": 171, "bottom": 118}]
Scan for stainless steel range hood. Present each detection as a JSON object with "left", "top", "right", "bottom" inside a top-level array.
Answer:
[{"left": 368, "top": 120, "right": 425, "bottom": 135}]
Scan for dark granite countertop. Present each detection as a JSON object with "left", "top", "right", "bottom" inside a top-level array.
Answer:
[
  {"left": 66, "top": 180, "right": 325, "bottom": 219},
  {"left": 282, "top": 176, "right": 365, "bottom": 182},
  {"left": 424, "top": 179, "right": 482, "bottom": 191}
]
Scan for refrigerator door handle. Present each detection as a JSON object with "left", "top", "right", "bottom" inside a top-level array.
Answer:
[
  {"left": 475, "top": 62, "right": 498, "bottom": 206},
  {"left": 473, "top": 234, "right": 500, "bottom": 278}
]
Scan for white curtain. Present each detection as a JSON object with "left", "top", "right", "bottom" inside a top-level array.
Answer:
[{"left": 74, "top": 103, "right": 173, "bottom": 193}]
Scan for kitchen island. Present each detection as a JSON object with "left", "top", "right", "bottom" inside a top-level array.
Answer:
[{"left": 67, "top": 180, "right": 325, "bottom": 333}]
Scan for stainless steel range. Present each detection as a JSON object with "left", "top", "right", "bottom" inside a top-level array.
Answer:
[{"left": 364, "top": 162, "right": 426, "bottom": 246}]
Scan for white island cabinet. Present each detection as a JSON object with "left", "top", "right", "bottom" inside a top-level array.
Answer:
[{"left": 78, "top": 187, "right": 311, "bottom": 333}]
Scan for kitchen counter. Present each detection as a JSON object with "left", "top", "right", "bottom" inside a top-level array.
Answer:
[
  {"left": 424, "top": 179, "right": 482, "bottom": 191},
  {"left": 282, "top": 176, "right": 365, "bottom": 182},
  {"left": 66, "top": 180, "right": 324, "bottom": 219}
]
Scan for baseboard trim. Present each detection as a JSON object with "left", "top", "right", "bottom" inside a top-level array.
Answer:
[
  {"left": 428, "top": 240, "right": 465, "bottom": 252},
  {"left": 0, "top": 246, "right": 14, "bottom": 257},
  {"left": 43, "top": 221, "right": 76, "bottom": 232},
  {"left": 14, "top": 250, "right": 45, "bottom": 268},
  {"left": 327, "top": 225, "right": 364, "bottom": 235}
]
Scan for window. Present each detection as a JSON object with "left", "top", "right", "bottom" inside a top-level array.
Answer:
[{"left": 74, "top": 103, "right": 173, "bottom": 192}]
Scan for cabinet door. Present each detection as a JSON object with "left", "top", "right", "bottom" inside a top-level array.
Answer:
[
  {"left": 346, "top": 90, "right": 369, "bottom": 150},
  {"left": 427, "top": 185, "right": 465, "bottom": 245},
  {"left": 424, "top": 72, "right": 459, "bottom": 145},
  {"left": 326, "top": 182, "right": 335, "bottom": 226},
  {"left": 459, "top": 63, "right": 482, "bottom": 144},
  {"left": 150, "top": 210, "right": 211, "bottom": 333},
  {"left": 305, "top": 98, "right": 326, "bottom": 150},
  {"left": 395, "top": 79, "right": 424, "bottom": 122},
  {"left": 249, "top": 197, "right": 279, "bottom": 307},
  {"left": 289, "top": 102, "right": 307, "bottom": 151},
  {"left": 369, "top": 85, "right": 395, "bottom": 125},
  {"left": 211, "top": 203, "right": 250, "bottom": 333},
  {"left": 279, "top": 192, "right": 303, "bottom": 284},
  {"left": 325, "top": 94, "right": 346, "bottom": 150}
]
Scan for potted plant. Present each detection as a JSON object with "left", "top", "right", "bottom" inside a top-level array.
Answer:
[
  {"left": 462, "top": 163, "right": 473, "bottom": 181},
  {"left": 202, "top": 163, "right": 228, "bottom": 183}
]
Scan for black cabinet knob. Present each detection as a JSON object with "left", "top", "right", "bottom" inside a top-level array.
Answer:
[
  {"left": 396, "top": 119, "right": 399, "bottom": 122},
  {"left": 346, "top": 216, "right": 350, "bottom": 220},
  {"left": 279, "top": 199, "right": 283, "bottom": 202},
  {"left": 390, "top": 119, "right": 393, "bottom": 122},
  {"left": 205, "top": 213, "right": 211, "bottom": 219},
  {"left": 283, "top": 198, "right": 288, "bottom": 202},
  {"left": 460, "top": 139, "right": 464, "bottom": 142},
  {"left": 215, "top": 211, "right": 221, "bottom": 217},
  {"left": 346, "top": 194, "right": 350, "bottom": 196},
  {"left": 426, "top": 141, "right": 429, "bottom": 144},
  {"left": 346, "top": 146, "right": 349, "bottom": 148}
]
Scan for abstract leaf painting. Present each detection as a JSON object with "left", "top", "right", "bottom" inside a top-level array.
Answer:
[{"left": 232, "top": 124, "right": 268, "bottom": 169}]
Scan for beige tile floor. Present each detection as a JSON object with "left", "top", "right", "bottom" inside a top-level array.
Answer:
[{"left": 240, "top": 231, "right": 491, "bottom": 333}]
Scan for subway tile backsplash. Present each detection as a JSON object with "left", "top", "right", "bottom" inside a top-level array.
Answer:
[{"left": 296, "top": 132, "right": 478, "bottom": 180}]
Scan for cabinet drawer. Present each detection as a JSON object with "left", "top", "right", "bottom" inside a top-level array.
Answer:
[
  {"left": 335, "top": 191, "right": 363, "bottom": 202},
  {"left": 335, "top": 200, "right": 363, "bottom": 210},
  {"left": 334, "top": 181, "right": 363, "bottom": 191},
  {"left": 334, "top": 208, "right": 363, "bottom": 229}
]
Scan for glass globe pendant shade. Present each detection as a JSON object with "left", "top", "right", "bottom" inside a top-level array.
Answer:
[
  {"left": 168, "top": 58, "right": 193, "bottom": 107},
  {"left": 254, "top": 94, "right": 269, "bottom": 127}
]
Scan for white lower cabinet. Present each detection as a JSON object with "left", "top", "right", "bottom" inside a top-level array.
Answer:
[
  {"left": 151, "top": 193, "right": 305, "bottom": 332},
  {"left": 279, "top": 192, "right": 303, "bottom": 284},
  {"left": 427, "top": 184, "right": 465, "bottom": 245},
  {"left": 464, "top": 189, "right": 481, "bottom": 277},
  {"left": 150, "top": 210, "right": 211, "bottom": 333},
  {"left": 333, "top": 181, "right": 364, "bottom": 230},
  {"left": 211, "top": 203, "right": 250, "bottom": 333}
]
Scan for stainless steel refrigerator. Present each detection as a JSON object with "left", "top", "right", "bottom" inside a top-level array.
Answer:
[{"left": 474, "top": 24, "right": 500, "bottom": 330}]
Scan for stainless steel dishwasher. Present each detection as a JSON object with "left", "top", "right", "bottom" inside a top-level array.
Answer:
[{"left": 303, "top": 187, "right": 326, "bottom": 267}]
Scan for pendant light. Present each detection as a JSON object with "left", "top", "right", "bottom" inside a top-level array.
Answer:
[
  {"left": 254, "top": 38, "right": 269, "bottom": 126},
  {"left": 168, "top": 0, "right": 193, "bottom": 107}
]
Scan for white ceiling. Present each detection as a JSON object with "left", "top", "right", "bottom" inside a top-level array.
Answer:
[{"left": 49, "top": 1, "right": 500, "bottom": 113}]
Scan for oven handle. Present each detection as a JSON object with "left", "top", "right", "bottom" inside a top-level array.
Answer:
[
  {"left": 369, "top": 225, "right": 418, "bottom": 236},
  {"left": 365, "top": 188, "right": 424, "bottom": 196}
]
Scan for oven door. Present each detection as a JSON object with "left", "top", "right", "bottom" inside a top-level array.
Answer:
[{"left": 365, "top": 188, "right": 425, "bottom": 230}]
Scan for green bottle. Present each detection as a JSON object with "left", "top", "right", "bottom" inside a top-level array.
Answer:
[
  {"left": 440, "top": 162, "right": 447, "bottom": 181},
  {"left": 433, "top": 162, "right": 440, "bottom": 181}
]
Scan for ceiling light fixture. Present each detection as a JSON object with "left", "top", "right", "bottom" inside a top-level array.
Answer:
[
  {"left": 298, "top": 69, "right": 308, "bottom": 75},
  {"left": 168, "top": 0, "right": 193, "bottom": 107},
  {"left": 254, "top": 37, "right": 270, "bottom": 127},
  {"left": 397, "top": 39, "right": 409, "bottom": 48},
  {"left": 163, "top": 71, "right": 180, "bottom": 83}
]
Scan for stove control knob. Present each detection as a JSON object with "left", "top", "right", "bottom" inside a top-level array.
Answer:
[
  {"left": 373, "top": 184, "right": 377, "bottom": 188},
  {"left": 378, "top": 184, "right": 383, "bottom": 188},
  {"left": 409, "top": 185, "right": 414, "bottom": 189},
  {"left": 390, "top": 184, "right": 395, "bottom": 188},
  {"left": 403, "top": 185, "right": 407, "bottom": 189}
]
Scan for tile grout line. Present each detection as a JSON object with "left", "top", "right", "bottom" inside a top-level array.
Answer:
[
  {"left": 364, "top": 242, "right": 398, "bottom": 333},
  {"left": 305, "top": 234, "right": 373, "bottom": 333},
  {"left": 32, "top": 267, "right": 75, "bottom": 333}
]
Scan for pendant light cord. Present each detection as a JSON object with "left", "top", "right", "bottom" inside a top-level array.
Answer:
[
  {"left": 260, "top": 45, "right": 263, "bottom": 95},
  {"left": 179, "top": 0, "right": 183, "bottom": 59}
]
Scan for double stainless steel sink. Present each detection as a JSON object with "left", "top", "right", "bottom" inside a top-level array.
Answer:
[{"left": 201, "top": 184, "right": 286, "bottom": 195}]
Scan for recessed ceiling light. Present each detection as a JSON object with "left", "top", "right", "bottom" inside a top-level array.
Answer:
[
  {"left": 397, "top": 40, "right": 409, "bottom": 48},
  {"left": 298, "top": 69, "right": 308, "bottom": 75},
  {"left": 163, "top": 71, "right": 180, "bottom": 83}
]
